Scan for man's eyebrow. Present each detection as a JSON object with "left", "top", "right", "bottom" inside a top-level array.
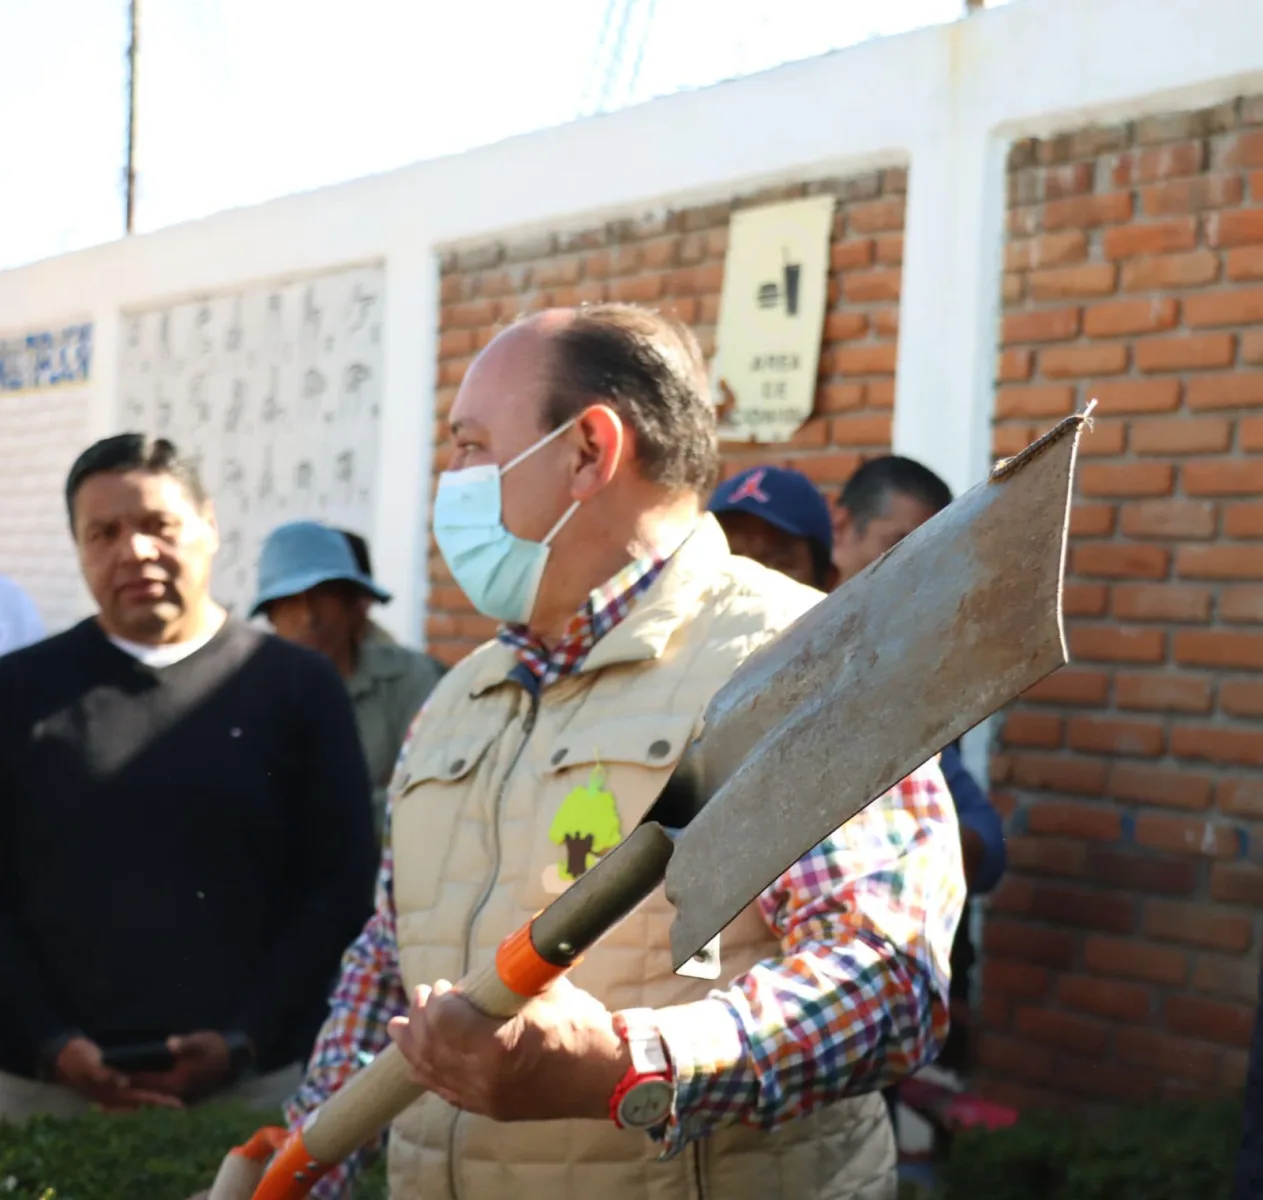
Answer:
[{"left": 449, "top": 418, "right": 484, "bottom": 438}]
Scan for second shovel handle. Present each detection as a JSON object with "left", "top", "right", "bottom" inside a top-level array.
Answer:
[{"left": 249, "top": 955, "right": 550, "bottom": 1200}]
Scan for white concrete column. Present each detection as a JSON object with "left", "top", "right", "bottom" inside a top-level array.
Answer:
[
  {"left": 892, "top": 126, "right": 1007, "bottom": 502},
  {"left": 371, "top": 248, "right": 439, "bottom": 646},
  {"left": 87, "top": 307, "right": 122, "bottom": 440},
  {"left": 69, "top": 306, "right": 120, "bottom": 623},
  {"left": 893, "top": 121, "right": 1009, "bottom": 788}
]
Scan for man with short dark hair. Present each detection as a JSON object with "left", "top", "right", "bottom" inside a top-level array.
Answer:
[
  {"left": 832, "top": 456, "right": 954, "bottom": 586},
  {"left": 833, "top": 455, "right": 1006, "bottom": 1076},
  {"left": 0, "top": 433, "right": 376, "bottom": 1119},
  {"left": 707, "top": 465, "right": 839, "bottom": 591},
  {"left": 280, "top": 304, "right": 965, "bottom": 1200},
  {"left": 252, "top": 520, "right": 446, "bottom": 837}
]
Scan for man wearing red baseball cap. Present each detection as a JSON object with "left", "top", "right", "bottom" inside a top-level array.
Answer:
[{"left": 707, "top": 465, "right": 839, "bottom": 592}]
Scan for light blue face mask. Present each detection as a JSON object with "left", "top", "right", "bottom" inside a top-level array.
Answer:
[{"left": 432, "top": 418, "right": 581, "bottom": 625}]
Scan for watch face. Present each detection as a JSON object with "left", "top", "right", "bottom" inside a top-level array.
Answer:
[{"left": 619, "top": 1080, "right": 674, "bottom": 1128}]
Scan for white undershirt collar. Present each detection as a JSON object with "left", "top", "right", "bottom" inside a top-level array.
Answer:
[{"left": 107, "top": 611, "right": 226, "bottom": 668}]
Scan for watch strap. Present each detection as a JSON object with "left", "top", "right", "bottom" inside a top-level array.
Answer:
[
  {"left": 609, "top": 1009, "right": 673, "bottom": 1130},
  {"left": 613, "top": 1009, "right": 672, "bottom": 1077}
]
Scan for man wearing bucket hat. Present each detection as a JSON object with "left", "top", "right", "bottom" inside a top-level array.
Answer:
[
  {"left": 251, "top": 521, "right": 446, "bottom": 839},
  {"left": 337, "top": 530, "right": 398, "bottom": 646}
]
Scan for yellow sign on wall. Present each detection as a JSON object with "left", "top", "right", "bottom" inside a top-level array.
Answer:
[{"left": 710, "top": 195, "right": 836, "bottom": 443}]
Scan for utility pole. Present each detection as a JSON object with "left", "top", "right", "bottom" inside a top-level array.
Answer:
[{"left": 124, "top": 0, "right": 139, "bottom": 233}]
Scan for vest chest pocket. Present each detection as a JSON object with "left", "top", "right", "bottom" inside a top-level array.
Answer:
[
  {"left": 392, "top": 726, "right": 500, "bottom": 915},
  {"left": 514, "top": 712, "right": 701, "bottom": 913}
]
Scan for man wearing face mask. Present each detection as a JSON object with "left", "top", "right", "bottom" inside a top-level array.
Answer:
[{"left": 282, "top": 304, "right": 965, "bottom": 1200}]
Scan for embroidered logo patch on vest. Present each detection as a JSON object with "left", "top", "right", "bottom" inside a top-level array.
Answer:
[{"left": 541, "top": 763, "right": 622, "bottom": 895}]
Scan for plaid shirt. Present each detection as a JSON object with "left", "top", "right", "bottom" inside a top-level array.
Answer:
[
  {"left": 496, "top": 546, "right": 668, "bottom": 686},
  {"left": 285, "top": 547, "right": 964, "bottom": 1192}
]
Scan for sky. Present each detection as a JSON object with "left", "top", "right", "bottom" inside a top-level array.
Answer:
[{"left": 0, "top": 0, "right": 1002, "bottom": 273}]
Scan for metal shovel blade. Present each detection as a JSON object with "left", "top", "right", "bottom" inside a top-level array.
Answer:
[{"left": 664, "top": 409, "right": 1088, "bottom": 969}]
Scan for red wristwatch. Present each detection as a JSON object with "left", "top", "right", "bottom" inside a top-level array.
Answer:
[{"left": 609, "top": 1009, "right": 674, "bottom": 1130}]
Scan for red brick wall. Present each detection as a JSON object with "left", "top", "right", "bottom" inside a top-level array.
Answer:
[
  {"left": 429, "top": 112, "right": 1263, "bottom": 1113},
  {"left": 430, "top": 168, "right": 907, "bottom": 664},
  {"left": 986, "top": 96, "right": 1263, "bottom": 1111}
]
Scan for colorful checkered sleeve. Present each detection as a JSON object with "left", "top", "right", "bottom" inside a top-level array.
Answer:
[
  {"left": 282, "top": 845, "right": 405, "bottom": 1196},
  {"left": 282, "top": 712, "right": 425, "bottom": 1196},
  {"left": 647, "top": 759, "right": 965, "bottom": 1157}
]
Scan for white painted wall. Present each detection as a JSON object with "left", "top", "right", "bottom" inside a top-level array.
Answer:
[
  {"left": 0, "top": 378, "right": 94, "bottom": 632},
  {"left": 117, "top": 266, "right": 387, "bottom": 619},
  {"left": 0, "top": 322, "right": 95, "bottom": 633},
  {"left": 1, "top": 0, "right": 1261, "bottom": 650}
]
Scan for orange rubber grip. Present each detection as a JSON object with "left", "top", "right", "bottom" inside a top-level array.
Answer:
[
  {"left": 494, "top": 920, "right": 569, "bottom": 998},
  {"left": 251, "top": 1130, "right": 334, "bottom": 1200},
  {"left": 231, "top": 1126, "right": 288, "bottom": 1163}
]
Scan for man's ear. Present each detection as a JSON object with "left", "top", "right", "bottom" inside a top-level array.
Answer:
[{"left": 569, "top": 404, "right": 624, "bottom": 500}]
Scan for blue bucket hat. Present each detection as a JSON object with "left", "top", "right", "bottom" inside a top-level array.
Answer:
[
  {"left": 707, "top": 465, "right": 834, "bottom": 559},
  {"left": 250, "top": 521, "right": 391, "bottom": 617}
]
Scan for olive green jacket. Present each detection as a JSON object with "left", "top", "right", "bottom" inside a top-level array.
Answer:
[{"left": 346, "top": 639, "right": 446, "bottom": 838}]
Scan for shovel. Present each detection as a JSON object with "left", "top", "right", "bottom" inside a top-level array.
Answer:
[{"left": 207, "top": 407, "right": 1090, "bottom": 1200}]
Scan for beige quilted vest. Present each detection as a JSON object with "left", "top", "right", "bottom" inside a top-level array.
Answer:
[{"left": 388, "top": 516, "right": 896, "bottom": 1200}]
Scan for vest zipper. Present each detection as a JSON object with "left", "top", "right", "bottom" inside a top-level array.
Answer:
[{"left": 447, "top": 690, "right": 541, "bottom": 1200}]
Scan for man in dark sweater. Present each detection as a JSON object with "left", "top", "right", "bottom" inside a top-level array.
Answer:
[{"left": 0, "top": 433, "right": 376, "bottom": 1118}]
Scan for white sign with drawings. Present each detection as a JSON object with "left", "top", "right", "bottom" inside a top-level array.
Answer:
[
  {"left": 118, "top": 264, "right": 385, "bottom": 617},
  {"left": 710, "top": 196, "right": 835, "bottom": 443}
]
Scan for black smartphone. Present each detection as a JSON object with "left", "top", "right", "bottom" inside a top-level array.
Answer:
[{"left": 101, "top": 1042, "right": 176, "bottom": 1073}]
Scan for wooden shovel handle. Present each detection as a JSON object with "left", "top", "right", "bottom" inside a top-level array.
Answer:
[
  {"left": 205, "top": 1127, "right": 287, "bottom": 1200},
  {"left": 286, "top": 957, "right": 530, "bottom": 1172},
  {"left": 238, "top": 821, "right": 677, "bottom": 1200}
]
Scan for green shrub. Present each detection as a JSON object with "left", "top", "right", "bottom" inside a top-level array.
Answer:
[
  {"left": 0, "top": 1104, "right": 387, "bottom": 1200},
  {"left": 936, "top": 1098, "right": 1242, "bottom": 1200},
  {"left": 0, "top": 1097, "right": 1242, "bottom": 1199}
]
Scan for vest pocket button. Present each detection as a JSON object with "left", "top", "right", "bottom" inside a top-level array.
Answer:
[
  {"left": 449, "top": 758, "right": 466, "bottom": 775},
  {"left": 648, "top": 740, "right": 671, "bottom": 759},
  {"left": 551, "top": 748, "right": 568, "bottom": 765}
]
